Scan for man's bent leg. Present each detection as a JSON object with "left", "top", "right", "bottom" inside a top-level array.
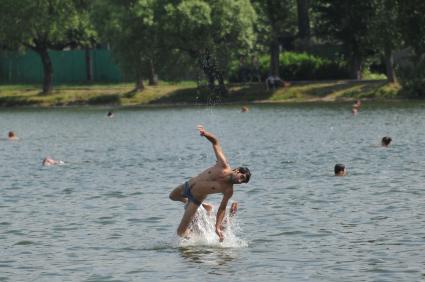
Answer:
[
  {"left": 177, "top": 202, "right": 199, "bottom": 237},
  {"left": 169, "top": 184, "right": 186, "bottom": 203},
  {"left": 202, "top": 203, "right": 213, "bottom": 215}
]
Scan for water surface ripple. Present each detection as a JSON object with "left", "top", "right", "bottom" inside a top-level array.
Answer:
[{"left": 1, "top": 103, "right": 425, "bottom": 281}]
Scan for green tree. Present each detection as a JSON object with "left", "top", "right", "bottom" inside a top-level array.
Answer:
[
  {"left": 370, "top": 0, "right": 401, "bottom": 83},
  {"left": 314, "top": 0, "right": 375, "bottom": 79},
  {"left": 92, "top": 0, "right": 163, "bottom": 91},
  {"left": 160, "top": 0, "right": 257, "bottom": 96},
  {"left": 251, "top": 0, "right": 297, "bottom": 77},
  {"left": 0, "top": 0, "right": 96, "bottom": 93},
  {"left": 296, "top": 0, "right": 311, "bottom": 46},
  {"left": 396, "top": 0, "right": 425, "bottom": 96},
  {"left": 398, "top": 0, "right": 425, "bottom": 56}
]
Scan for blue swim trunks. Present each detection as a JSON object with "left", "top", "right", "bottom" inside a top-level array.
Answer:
[{"left": 181, "top": 181, "right": 202, "bottom": 206}]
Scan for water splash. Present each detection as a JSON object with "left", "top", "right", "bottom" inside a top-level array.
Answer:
[
  {"left": 177, "top": 206, "right": 247, "bottom": 248},
  {"left": 197, "top": 49, "right": 228, "bottom": 102}
]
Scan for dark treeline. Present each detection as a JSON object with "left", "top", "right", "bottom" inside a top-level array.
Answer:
[{"left": 0, "top": 0, "right": 424, "bottom": 97}]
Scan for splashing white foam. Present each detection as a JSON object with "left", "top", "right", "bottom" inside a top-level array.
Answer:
[{"left": 176, "top": 205, "right": 247, "bottom": 248}]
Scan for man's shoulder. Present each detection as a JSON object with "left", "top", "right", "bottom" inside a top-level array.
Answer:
[
  {"left": 222, "top": 185, "right": 234, "bottom": 195},
  {"left": 211, "top": 163, "right": 231, "bottom": 172}
]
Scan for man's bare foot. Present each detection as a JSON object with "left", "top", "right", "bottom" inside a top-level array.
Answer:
[{"left": 202, "top": 203, "right": 213, "bottom": 215}]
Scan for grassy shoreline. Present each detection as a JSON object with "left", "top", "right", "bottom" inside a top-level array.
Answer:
[{"left": 0, "top": 80, "right": 402, "bottom": 107}]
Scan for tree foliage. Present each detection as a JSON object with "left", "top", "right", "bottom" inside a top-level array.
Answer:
[
  {"left": 1, "top": 0, "right": 425, "bottom": 97},
  {"left": 251, "top": 0, "right": 297, "bottom": 75},
  {"left": 91, "top": 0, "right": 257, "bottom": 95},
  {"left": 313, "top": 0, "right": 375, "bottom": 79},
  {"left": 92, "top": 0, "right": 163, "bottom": 90},
  {"left": 368, "top": 0, "right": 401, "bottom": 82},
  {"left": 397, "top": 0, "right": 425, "bottom": 56},
  {"left": 161, "top": 0, "right": 256, "bottom": 54},
  {"left": 396, "top": 0, "right": 425, "bottom": 96},
  {"left": 158, "top": 0, "right": 257, "bottom": 96},
  {"left": 0, "top": 0, "right": 96, "bottom": 93}
]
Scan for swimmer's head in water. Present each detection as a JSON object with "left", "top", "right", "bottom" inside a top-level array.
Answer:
[
  {"left": 8, "top": 131, "right": 15, "bottom": 138},
  {"left": 334, "top": 164, "right": 346, "bottom": 176},
  {"left": 232, "top": 167, "right": 251, "bottom": 184},
  {"left": 381, "top": 136, "right": 392, "bottom": 147}
]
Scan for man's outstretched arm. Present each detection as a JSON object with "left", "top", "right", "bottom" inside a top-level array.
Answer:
[
  {"left": 215, "top": 189, "right": 233, "bottom": 242},
  {"left": 197, "top": 125, "right": 229, "bottom": 168}
]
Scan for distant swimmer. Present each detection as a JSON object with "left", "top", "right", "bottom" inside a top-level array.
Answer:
[
  {"left": 107, "top": 111, "right": 114, "bottom": 118},
  {"left": 352, "top": 99, "right": 361, "bottom": 115},
  {"left": 241, "top": 106, "right": 249, "bottom": 112},
  {"left": 42, "top": 157, "right": 63, "bottom": 166},
  {"left": 353, "top": 99, "right": 361, "bottom": 109},
  {"left": 8, "top": 131, "right": 18, "bottom": 140},
  {"left": 334, "top": 164, "right": 346, "bottom": 176},
  {"left": 381, "top": 136, "right": 392, "bottom": 147},
  {"left": 169, "top": 125, "right": 251, "bottom": 242}
]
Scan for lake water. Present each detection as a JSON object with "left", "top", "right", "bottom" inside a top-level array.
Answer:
[{"left": 1, "top": 102, "right": 425, "bottom": 281}]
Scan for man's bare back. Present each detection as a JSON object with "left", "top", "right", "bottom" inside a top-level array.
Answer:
[{"left": 169, "top": 125, "right": 251, "bottom": 241}]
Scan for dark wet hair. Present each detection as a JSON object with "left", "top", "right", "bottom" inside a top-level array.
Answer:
[
  {"left": 381, "top": 136, "right": 392, "bottom": 146},
  {"left": 334, "top": 164, "right": 345, "bottom": 175},
  {"left": 234, "top": 166, "right": 251, "bottom": 183}
]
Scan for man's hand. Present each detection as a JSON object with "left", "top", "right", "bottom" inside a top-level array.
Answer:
[
  {"left": 196, "top": 124, "right": 227, "bottom": 167},
  {"left": 197, "top": 124, "right": 206, "bottom": 136},
  {"left": 230, "top": 202, "right": 238, "bottom": 216},
  {"left": 215, "top": 227, "right": 224, "bottom": 242}
]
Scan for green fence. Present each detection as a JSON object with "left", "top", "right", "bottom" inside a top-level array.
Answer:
[{"left": 0, "top": 49, "right": 124, "bottom": 84}]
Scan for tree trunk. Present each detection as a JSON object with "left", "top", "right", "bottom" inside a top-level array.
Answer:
[
  {"left": 148, "top": 59, "right": 158, "bottom": 86},
  {"left": 37, "top": 48, "right": 53, "bottom": 94},
  {"left": 384, "top": 46, "right": 397, "bottom": 83},
  {"left": 134, "top": 75, "right": 144, "bottom": 91},
  {"left": 134, "top": 66, "right": 144, "bottom": 91},
  {"left": 85, "top": 48, "right": 93, "bottom": 82},
  {"left": 134, "top": 56, "right": 145, "bottom": 92},
  {"left": 297, "top": 0, "right": 311, "bottom": 41},
  {"left": 350, "top": 55, "right": 362, "bottom": 80},
  {"left": 270, "top": 40, "right": 280, "bottom": 76}
]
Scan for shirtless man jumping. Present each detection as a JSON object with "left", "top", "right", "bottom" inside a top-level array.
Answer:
[{"left": 169, "top": 125, "right": 251, "bottom": 242}]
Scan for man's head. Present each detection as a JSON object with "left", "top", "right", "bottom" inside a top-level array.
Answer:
[
  {"left": 381, "top": 136, "right": 392, "bottom": 147},
  {"left": 334, "top": 164, "right": 346, "bottom": 176},
  {"left": 231, "top": 167, "right": 251, "bottom": 184}
]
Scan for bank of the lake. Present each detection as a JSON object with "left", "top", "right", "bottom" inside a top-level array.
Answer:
[{"left": 0, "top": 80, "right": 401, "bottom": 107}]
